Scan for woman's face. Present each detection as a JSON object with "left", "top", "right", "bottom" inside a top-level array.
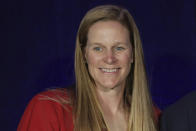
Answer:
[{"left": 85, "top": 20, "right": 133, "bottom": 91}]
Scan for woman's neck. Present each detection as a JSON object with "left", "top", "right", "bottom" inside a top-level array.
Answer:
[
  {"left": 96, "top": 85, "right": 128, "bottom": 131},
  {"left": 96, "top": 85, "right": 125, "bottom": 115}
]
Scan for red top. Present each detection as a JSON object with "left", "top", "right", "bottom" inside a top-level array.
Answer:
[{"left": 17, "top": 89, "right": 161, "bottom": 131}]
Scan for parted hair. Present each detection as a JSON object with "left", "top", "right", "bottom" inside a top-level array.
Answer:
[{"left": 74, "top": 5, "right": 157, "bottom": 131}]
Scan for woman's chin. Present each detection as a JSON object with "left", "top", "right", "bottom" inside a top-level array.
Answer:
[{"left": 96, "top": 82, "right": 122, "bottom": 92}]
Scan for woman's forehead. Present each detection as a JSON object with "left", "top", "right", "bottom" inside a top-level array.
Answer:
[{"left": 87, "top": 21, "right": 130, "bottom": 45}]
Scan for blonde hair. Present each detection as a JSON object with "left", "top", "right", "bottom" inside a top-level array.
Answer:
[{"left": 74, "top": 5, "right": 157, "bottom": 131}]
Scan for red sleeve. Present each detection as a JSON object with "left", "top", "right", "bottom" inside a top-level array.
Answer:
[
  {"left": 17, "top": 91, "right": 74, "bottom": 131},
  {"left": 153, "top": 105, "right": 161, "bottom": 123}
]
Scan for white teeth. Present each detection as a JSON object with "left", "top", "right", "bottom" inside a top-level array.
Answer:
[{"left": 101, "top": 68, "right": 118, "bottom": 73}]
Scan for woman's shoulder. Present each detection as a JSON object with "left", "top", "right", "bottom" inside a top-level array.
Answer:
[
  {"left": 17, "top": 86, "right": 75, "bottom": 131},
  {"left": 35, "top": 87, "right": 73, "bottom": 100},
  {"left": 38, "top": 85, "right": 75, "bottom": 98},
  {"left": 24, "top": 86, "right": 75, "bottom": 113},
  {"left": 32, "top": 86, "right": 75, "bottom": 108}
]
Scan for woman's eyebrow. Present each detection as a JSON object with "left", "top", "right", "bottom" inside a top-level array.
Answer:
[
  {"left": 88, "top": 42, "right": 103, "bottom": 46},
  {"left": 88, "top": 41, "right": 130, "bottom": 47}
]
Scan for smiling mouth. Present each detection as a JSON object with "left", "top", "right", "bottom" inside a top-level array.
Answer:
[{"left": 99, "top": 68, "right": 120, "bottom": 73}]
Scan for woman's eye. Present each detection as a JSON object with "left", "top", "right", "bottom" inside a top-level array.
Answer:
[
  {"left": 116, "top": 47, "right": 125, "bottom": 51},
  {"left": 93, "top": 47, "right": 102, "bottom": 51}
]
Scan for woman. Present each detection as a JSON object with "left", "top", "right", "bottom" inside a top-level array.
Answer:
[{"left": 18, "top": 5, "right": 160, "bottom": 131}]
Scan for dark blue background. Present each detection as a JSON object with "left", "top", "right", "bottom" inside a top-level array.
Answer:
[{"left": 1, "top": 0, "right": 196, "bottom": 130}]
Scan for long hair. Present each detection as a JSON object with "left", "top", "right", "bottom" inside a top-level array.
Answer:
[{"left": 74, "top": 5, "right": 157, "bottom": 131}]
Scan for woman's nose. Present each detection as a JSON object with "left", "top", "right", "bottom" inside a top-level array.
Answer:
[{"left": 103, "top": 50, "right": 117, "bottom": 64}]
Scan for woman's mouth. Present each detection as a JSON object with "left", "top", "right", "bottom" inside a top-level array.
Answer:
[{"left": 99, "top": 68, "right": 120, "bottom": 73}]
